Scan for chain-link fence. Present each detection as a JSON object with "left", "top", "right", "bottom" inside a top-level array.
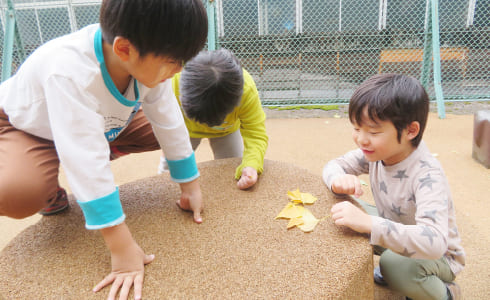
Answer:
[
  {"left": 1, "top": 0, "right": 488, "bottom": 107},
  {"left": 0, "top": 0, "right": 101, "bottom": 78},
  {"left": 437, "top": 0, "right": 488, "bottom": 101},
  {"left": 216, "top": 0, "right": 489, "bottom": 105}
]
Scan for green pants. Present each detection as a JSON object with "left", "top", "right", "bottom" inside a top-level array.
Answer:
[
  {"left": 379, "top": 249, "right": 454, "bottom": 300},
  {"left": 355, "top": 198, "right": 455, "bottom": 300}
]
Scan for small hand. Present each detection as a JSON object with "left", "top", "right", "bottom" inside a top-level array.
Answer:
[
  {"left": 237, "top": 167, "right": 258, "bottom": 190},
  {"left": 331, "top": 174, "right": 364, "bottom": 198},
  {"left": 177, "top": 178, "right": 203, "bottom": 223},
  {"left": 330, "top": 201, "right": 372, "bottom": 233},
  {"left": 96, "top": 225, "right": 155, "bottom": 300},
  {"left": 93, "top": 253, "right": 154, "bottom": 300}
]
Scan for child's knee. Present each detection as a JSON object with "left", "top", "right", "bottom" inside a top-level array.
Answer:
[
  {"left": 379, "top": 249, "right": 400, "bottom": 270},
  {"left": 380, "top": 250, "right": 450, "bottom": 299},
  {"left": 379, "top": 250, "right": 422, "bottom": 286},
  {"left": 0, "top": 177, "right": 55, "bottom": 218}
]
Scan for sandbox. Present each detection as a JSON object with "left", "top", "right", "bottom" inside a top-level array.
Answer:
[{"left": 0, "top": 158, "right": 373, "bottom": 299}]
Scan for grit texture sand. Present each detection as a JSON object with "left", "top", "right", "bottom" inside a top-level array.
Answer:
[{"left": 1, "top": 106, "right": 489, "bottom": 299}]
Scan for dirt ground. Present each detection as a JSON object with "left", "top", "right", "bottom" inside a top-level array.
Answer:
[{"left": 1, "top": 102, "right": 489, "bottom": 299}]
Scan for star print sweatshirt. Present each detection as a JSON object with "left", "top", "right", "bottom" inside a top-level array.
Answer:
[{"left": 323, "top": 141, "right": 465, "bottom": 275}]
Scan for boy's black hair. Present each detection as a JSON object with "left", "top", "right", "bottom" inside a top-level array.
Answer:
[
  {"left": 99, "top": 0, "right": 207, "bottom": 62},
  {"left": 179, "top": 49, "right": 244, "bottom": 127},
  {"left": 349, "top": 73, "right": 429, "bottom": 147}
]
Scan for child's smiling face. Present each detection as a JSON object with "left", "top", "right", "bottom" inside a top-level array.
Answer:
[{"left": 352, "top": 108, "right": 417, "bottom": 166}]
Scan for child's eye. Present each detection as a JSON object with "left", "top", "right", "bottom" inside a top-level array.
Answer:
[
  {"left": 167, "top": 59, "right": 181, "bottom": 66},
  {"left": 169, "top": 60, "right": 185, "bottom": 67}
]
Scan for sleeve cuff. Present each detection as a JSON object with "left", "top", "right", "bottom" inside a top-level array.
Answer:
[
  {"left": 77, "top": 187, "right": 126, "bottom": 230},
  {"left": 234, "top": 162, "right": 263, "bottom": 180},
  {"left": 166, "top": 152, "right": 200, "bottom": 183}
]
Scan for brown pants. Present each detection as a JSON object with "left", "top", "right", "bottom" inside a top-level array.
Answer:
[{"left": 0, "top": 109, "right": 160, "bottom": 219}]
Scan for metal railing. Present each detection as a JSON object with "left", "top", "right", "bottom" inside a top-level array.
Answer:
[{"left": 1, "top": 0, "right": 488, "bottom": 118}]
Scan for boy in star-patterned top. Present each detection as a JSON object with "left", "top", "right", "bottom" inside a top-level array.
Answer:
[{"left": 323, "top": 74, "right": 465, "bottom": 300}]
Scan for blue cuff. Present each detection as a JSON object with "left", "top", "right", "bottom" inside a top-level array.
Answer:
[
  {"left": 77, "top": 187, "right": 126, "bottom": 230},
  {"left": 166, "top": 152, "right": 200, "bottom": 183}
]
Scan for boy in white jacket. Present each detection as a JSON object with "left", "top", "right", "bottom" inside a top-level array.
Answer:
[{"left": 0, "top": 0, "right": 207, "bottom": 299}]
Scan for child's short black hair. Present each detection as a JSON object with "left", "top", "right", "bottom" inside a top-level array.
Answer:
[
  {"left": 179, "top": 49, "right": 244, "bottom": 127},
  {"left": 99, "top": 0, "right": 207, "bottom": 62},
  {"left": 349, "top": 73, "right": 429, "bottom": 147}
]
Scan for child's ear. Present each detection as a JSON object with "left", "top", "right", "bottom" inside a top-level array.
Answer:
[
  {"left": 112, "top": 37, "right": 132, "bottom": 62},
  {"left": 406, "top": 121, "right": 420, "bottom": 141}
]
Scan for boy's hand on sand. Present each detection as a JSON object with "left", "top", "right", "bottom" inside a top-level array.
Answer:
[
  {"left": 331, "top": 174, "right": 364, "bottom": 198},
  {"left": 96, "top": 224, "right": 154, "bottom": 300},
  {"left": 237, "top": 167, "right": 258, "bottom": 190},
  {"left": 177, "top": 178, "right": 203, "bottom": 223},
  {"left": 331, "top": 201, "right": 372, "bottom": 234}
]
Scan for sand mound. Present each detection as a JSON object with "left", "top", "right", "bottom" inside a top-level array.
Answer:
[{"left": 0, "top": 158, "right": 372, "bottom": 299}]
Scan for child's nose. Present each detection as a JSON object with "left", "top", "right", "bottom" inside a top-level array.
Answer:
[
  {"left": 173, "top": 64, "right": 183, "bottom": 74},
  {"left": 357, "top": 131, "right": 369, "bottom": 146},
  {"left": 166, "top": 65, "right": 182, "bottom": 79},
  {"left": 162, "top": 65, "right": 183, "bottom": 82}
]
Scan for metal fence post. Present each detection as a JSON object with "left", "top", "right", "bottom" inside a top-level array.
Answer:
[
  {"left": 1, "top": 3, "right": 15, "bottom": 82},
  {"left": 430, "top": 0, "right": 446, "bottom": 119},
  {"left": 420, "top": 0, "right": 432, "bottom": 90},
  {"left": 1, "top": 0, "right": 25, "bottom": 82},
  {"left": 206, "top": 0, "right": 217, "bottom": 51}
]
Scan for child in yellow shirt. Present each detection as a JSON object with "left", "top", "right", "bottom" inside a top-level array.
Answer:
[{"left": 159, "top": 49, "right": 268, "bottom": 189}]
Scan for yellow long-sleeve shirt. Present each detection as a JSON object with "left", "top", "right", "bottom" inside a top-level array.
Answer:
[{"left": 172, "top": 69, "right": 269, "bottom": 179}]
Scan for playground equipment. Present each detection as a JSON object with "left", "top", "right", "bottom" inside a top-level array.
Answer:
[
  {"left": 472, "top": 110, "right": 490, "bottom": 168},
  {"left": 0, "top": 158, "right": 373, "bottom": 299}
]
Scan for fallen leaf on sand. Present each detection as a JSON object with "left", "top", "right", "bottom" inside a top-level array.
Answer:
[
  {"left": 277, "top": 189, "right": 323, "bottom": 232},
  {"left": 297, "top": 208, "right": 320, "bottom": 232},
  {"left": 275, "top": 203, "right": 304, "bottom": 219},
  {"left": 300, "top": 192, "right": 317, "bottom": 204},
  {"left": 287, "top": 189, "right": 302, "bottom": 202},
  {"left": 287, "top": 188, "right": 317, "bottom": 204},
  {"left": 287, "top": 217, "right": 304, "bottom": 229}
]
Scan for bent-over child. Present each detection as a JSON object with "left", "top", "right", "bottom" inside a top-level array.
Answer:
[
  {"left": 323, "top": 74, "right": 465, "bottom": 300},
  {"left": 0, "top": 0, "right": 208, "bottom": 299},
  {"left": 158, "top": 49, "right": 268, "bottom": 189}
]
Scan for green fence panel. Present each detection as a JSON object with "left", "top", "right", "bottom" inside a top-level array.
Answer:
[
  {"left": 1, "top": 0, "right": 488, "bottom": 105},
  {"left": 0, "top": 13, "right": 3, "bottom": 56},
  {"left": 437, "top": 0, "right": 489, "bottom": 102}
]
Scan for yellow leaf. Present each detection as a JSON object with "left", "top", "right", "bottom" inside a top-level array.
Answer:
[
  {"left": 300, "top": 192, "right": 317, "bottom": 204},
  {"left": 297, "top": 208, "right": 320, "bottom": 232},
  {"left": 287, "top": 217, "right": 304, "bottom": 229},
  {"left": 287, "top": 189, "right": 302, "bottom": 203},
  {"left": 275, "top": 203, "right": 304, "bottom": 219},
  {"left": 288, "top": 189, "right": 317, "bottom": 204}
]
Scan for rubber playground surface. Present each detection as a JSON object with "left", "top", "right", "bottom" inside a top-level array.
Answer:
[{"left": 1, "top": 107, "right": 489, "bottom": 299}]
